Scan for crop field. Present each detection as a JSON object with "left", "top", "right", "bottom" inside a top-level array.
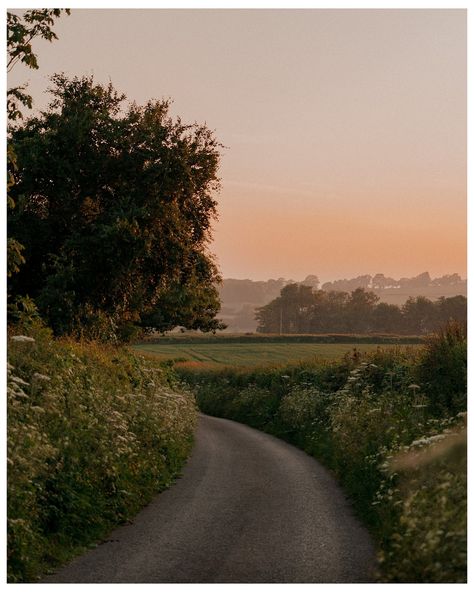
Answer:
[{"left": 133, "top": 341, "right": 419, "bottom": 368}]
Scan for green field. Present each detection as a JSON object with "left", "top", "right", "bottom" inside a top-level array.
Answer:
[{"left": 133, "top": 341, "right": 419, "bottom": 368}]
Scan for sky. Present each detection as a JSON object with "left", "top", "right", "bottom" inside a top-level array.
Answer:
[{"left": 7, "top": 6, "right": 467, "bottom": 283}]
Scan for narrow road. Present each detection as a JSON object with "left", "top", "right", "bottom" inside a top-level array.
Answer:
[{"left": 45, "top": 414, "right": 375, "bottom": 583}]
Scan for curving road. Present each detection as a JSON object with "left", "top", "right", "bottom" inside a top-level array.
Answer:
[{"left": 45, "top": 414, "right": 375, "bottom": 583}]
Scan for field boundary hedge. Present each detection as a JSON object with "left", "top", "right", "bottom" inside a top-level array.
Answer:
[{"left": 143, "top": 333, "right": 423, "bottom": 345}]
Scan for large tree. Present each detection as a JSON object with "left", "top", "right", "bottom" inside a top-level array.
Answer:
[
  {"left": 401, "top": 296, "right": 436, "bottom": 334},
  {"left": 8, "top": 74, "right": 224, "bottom": 339},
  {"left": 345, "top": 288, "right": 379, "bottom": 333},
  {"left": 256, "top": 283, "right": 318, "bottom": 334}
]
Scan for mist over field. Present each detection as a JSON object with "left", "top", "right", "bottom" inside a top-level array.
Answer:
[{"left": 219, "top": 271, "right": 467, "bottom": 332}]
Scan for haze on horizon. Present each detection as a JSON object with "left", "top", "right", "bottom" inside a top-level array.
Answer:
[{"left": 7, "top": 8, "right": 467, "bottom": 284}]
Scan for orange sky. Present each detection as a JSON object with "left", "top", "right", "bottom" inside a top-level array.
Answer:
[{"left": 7, "top": 8, "right": 467, "bottom": 282}]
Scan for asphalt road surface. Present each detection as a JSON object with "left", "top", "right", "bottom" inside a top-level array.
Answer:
[{"left": 45, "top": 414, "right": 375, "bottom": 583}]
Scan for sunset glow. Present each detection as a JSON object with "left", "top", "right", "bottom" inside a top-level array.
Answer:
[{"left": 8, "top": 8, "right": 466, "bottom": 282}]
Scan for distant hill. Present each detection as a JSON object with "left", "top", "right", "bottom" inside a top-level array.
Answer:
[{"left": 218, "top": 272, "right": 466, "bottom": 332}]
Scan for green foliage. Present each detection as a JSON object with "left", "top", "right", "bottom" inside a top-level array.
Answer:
[
  {"left": 7, "top": 10, "right": 70, "bottom": 72},
  {"left": 401, "top": 296, "right": 437, "bottom": 333},
  {"left": 345, "top": 287, "right": 380, "bottom": 332},
  {"left": 7, "top": 295, "right": 41, "bottom": 327},
  {"left": 7, "top": 9, "right": 69, "bottom": 290},
  {"left": 7, "top": 238, "right": 26, "bottom": 278},
  {"left": 256, "top": 284, "right": 467, "bottom": 335},
  {"left": 7, "top": 325, "right": 197, "bottom": 582},
  {"left": 8, "top": 74, "right": 223, "bottom": 340},
  {"left": 279, "top": 386, "right": 333, "bottom": 457},
  {"left": 7, "top": 85, "right": 33, "bottom": 122},
  {"left": 140, "top": 260, "right": 226, "bottom": 333},
  {"left": 7, "top": 9, "right": 70, "bottom": 120},
  {"left": 232, "top": 385, "right": 281, "bottom": 430},
  {"left": 377, "top": 422, "right": 467, "bottom": 583},
  {"left": 180, "top": 333, "right": 466, "bottom": 582},
  {"left": 416, "top": 321, "right": 467, "bottom": 415},
  {"left": 7, "top": 109, "right": 26, "bottom": 279}
]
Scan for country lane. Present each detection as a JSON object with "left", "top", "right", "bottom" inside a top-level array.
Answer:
[{"left": 44, "top": 414, "right": 375, "bottom": 583}]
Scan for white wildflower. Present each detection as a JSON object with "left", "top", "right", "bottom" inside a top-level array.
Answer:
[
  {"left": 10, "top": 376, "right": 30, "bottom": 387},
  {"left": 11, "top": 389, "right": 29, "bottom": 399},
  {"left": 7, "top": 384, "right": 29, "bottom": 399},
  {"left": 8, "top": 518, "right": 27, "bottom": 526},
  {"left": 411, "top": 433, "right": 446, "bottom": 448},
  {"left": 10, "top": 335, "right": 35, "bottom": 343},
  {"left": 32, "top": 373, "right": 51, "bottom": 382}
]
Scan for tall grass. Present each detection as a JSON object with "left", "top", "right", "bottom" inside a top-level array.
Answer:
[
  {"left": 180, "top": 325, "right": 467, "bottom": 583},
  {"left": 7, "top": 321, "right": 197, "bottom": 582}
]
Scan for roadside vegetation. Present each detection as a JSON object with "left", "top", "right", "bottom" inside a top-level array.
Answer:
[
  {"left": 7, "top": 317, "right": 197, "bottom": 582},
  {"left": 8, "top": 316, "right": 196, "bottom": 582},
  {"left": 179, "top": 321, "right": 467, "bottom": 583}
]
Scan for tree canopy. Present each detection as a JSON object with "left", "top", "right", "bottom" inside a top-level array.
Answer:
[
  {"left": 7, "top": 9, "right": 69, "bottom": 279},
  {"left": 7, "top": 9, "right": 70, "bottom": 121},
  {"left": 8, "top": 74, "right": 225, "bottom": 339},
  {"left": 255, "top": 284, "right": 466, "bottom": 334}
]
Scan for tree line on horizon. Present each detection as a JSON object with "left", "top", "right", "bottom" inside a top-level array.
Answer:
[
  {"left": 219, "top": 271, "right": 466, "bottom": 308},
  {"left": 255, "top": 284, "right": 467, "bottom": 335},
  {"left": 320, "top": 271, "right": 465, "bottom": 292}
]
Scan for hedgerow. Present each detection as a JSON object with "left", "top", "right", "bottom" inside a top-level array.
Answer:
[{"left": 7, "top": 321, "right": 197, "bottom": 582}]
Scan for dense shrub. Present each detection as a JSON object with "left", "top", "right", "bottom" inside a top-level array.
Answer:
[
  {"left": 7, "top": 322, "right": 197, "bottom": 582},
  {"left": 278, "top": 386, "right": 333, "bottom": 457},
  {"left": 416, "top": 321, "right": 467, "bottom": 414},
  {"left": 377, "top": 420, "right": 467, "bottom": 583},
  {"left": 232, "top": 385, "right": 281, "bottom": 430}
]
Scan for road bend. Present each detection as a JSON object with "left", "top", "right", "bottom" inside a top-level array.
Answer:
[{"left": 45, "top": 414, "right": 375, "bottom": 583}]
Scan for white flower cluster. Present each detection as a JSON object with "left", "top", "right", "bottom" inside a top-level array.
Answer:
[
  {"left": 410, "top": 433, "right": 447, "bottom": 448},
  {"left": 10, "top": 335, "right": 35, "bottom": 343}
]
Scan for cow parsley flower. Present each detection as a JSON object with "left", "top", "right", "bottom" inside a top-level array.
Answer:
[
  {"left": 10, "top": 335, "right": 35, "bottom": 343},
  {"left": 32, "top": 373, "right": 51, "bottom": 382}
]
